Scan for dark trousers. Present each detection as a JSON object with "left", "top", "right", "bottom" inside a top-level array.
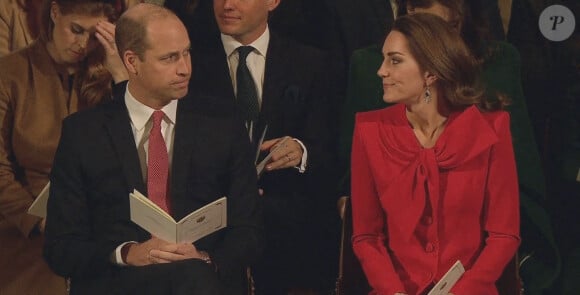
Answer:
[
  {"left": 252, "top": 221, "right": 339, "bottom": 295},
  {"left": 70, "top": 259, "right": 221, "bottom": 295}
]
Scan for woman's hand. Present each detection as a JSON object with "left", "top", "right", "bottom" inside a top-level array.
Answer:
[{"left": 95, "top": 20, "right": 128, "bottom": 83}]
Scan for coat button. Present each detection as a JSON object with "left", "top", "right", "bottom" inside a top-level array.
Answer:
[{"left": 425, "top": 242, "right": 435, "bottom": 253}]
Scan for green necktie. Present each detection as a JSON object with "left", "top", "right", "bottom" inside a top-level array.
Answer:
[{"left": 236, "top": 46, "right": 259, "bottom": 124}]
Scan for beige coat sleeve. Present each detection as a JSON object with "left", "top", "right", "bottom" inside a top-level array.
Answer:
[{"left": 0, "top": 63, "right": 41, "bottom": 237}]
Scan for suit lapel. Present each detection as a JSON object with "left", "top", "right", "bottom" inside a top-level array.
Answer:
[
  {"left": 213, "top": 55, "right": 235, "bottom": 100},
  {"left": 196, "top": 40, "right": 235, "bottom": 101},
  {"left": 259, "top": 33, "right": 286, "bottom": 138},
  {"left": 103, "top": 95, "right": 146, "bottom": 195},
  {"left": 104, "top": 91, "right": 198, "bottom": 219},
  {"left": 170, "top": 99, "right": 198, "bottom": 219}
]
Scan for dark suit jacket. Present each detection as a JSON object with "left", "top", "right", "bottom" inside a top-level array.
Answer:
[
  {"left": 328, "top": 0, "right": 393, "bottom": 66},
  {"left": 190, "top": 32, "right": 339, "bottom": 286},
  {"left": 191, "top": 32, "right": 336, "bottom": 225},
  {"left": 322, "top": 0, "right": 394, "bottom": 106},
  {"left": 43, "top": 86, "right": 262, "bottom": 294}
]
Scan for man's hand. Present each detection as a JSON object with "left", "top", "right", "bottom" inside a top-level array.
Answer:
[
  {"left": 148, "top": 242, "right": 205, "bottom": 264},
  {"left": 124, "top": 237, "right": 169, "bottom": 266},
  {"left": 260, "top": 136, "right": 303, "bottom": 171}
]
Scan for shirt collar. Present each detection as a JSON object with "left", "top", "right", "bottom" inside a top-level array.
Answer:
[
  {"left": 124, "top": 82, "right": 178, "bottom": 132},
  {"left": 221, "top": 26, "right": 270, "bottom": 58}
]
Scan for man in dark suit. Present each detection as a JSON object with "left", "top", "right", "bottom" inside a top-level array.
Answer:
[
  {"left": 325, "top": 0, "right": 395, "bottom": 105},
  {"left": 43, "top": 4, "right": 261, "bottom": 295},
  {"left": 190, "top": 0, "right": 339, "bottom": 293},
  {"left": 328, "top": 0, "right": 395, "bottom": 69}
]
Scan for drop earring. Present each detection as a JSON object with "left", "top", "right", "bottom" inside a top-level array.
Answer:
[{"left": 424, "top": 86, "right": 431, "bottom": 103}]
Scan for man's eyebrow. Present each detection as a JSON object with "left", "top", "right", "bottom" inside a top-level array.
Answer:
[
  {"left": 158, "top": 44, "right": 192, "bottom": 57},
  {"left": 159, "top": 51, "right": 179, "bottom": 58}
]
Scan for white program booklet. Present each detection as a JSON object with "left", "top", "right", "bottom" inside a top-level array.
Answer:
[
  {"left": 427, "top": 260, "right": 465, "bottom": 295},
  {"left": 129, "top": 190, "right": 227, "bottom": 243},
  {"left": 27, "top": 182, "right": 50, "bottom": 218}
]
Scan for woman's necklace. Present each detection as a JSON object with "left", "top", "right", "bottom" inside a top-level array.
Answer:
[
  {"left": 423, "top": 118, "right": 448, "bottom": 140},
  {"left": 412, "top": 118, "right": 448, "bottom": 148}
]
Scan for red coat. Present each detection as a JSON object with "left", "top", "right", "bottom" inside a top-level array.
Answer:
[{"left": 351, "top": 104, "right": 520, "bottom": 295}]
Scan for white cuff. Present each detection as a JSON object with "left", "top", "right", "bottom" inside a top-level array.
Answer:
[
  {"left": 292, "top": 138, "right": 308, "bottom": 173},
  {"left": 113, "top": 241, "right": 137, "bottom": 265}
]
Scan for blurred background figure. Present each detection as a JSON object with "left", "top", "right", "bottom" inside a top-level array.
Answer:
[
  {"left": 504, "top": 0, "right": 580, "bottom": 293},
  {"left": 0, "top": 0, "right": 125, "bottom": 294},
  {"left": 0, "top": 0, "right": 42, "bottom": 56}
]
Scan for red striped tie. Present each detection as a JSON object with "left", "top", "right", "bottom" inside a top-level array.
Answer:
[{"left": 147, "top": 110, "right": 170, "bottom": 213}]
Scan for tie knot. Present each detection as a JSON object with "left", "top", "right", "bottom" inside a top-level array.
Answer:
[
  {"left": 237, "top": 46, "right": 254, "bottom": 62},
  {"left": 152, "top": 110, "right": 165, "bottom": 127}
]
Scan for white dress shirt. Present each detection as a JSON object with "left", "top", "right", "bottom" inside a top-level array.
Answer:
[
  {"left": 113, "top": 83, "right": 178, "bottom": 265},
  {"left": 125, "top": 85, "right": 178, "bottom": 176},
  {"left": 221, "top": 28, "right": 269, "bottom": 106}
]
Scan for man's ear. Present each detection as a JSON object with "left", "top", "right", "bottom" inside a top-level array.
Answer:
[
  {"left": 266, "top": 0, "right": 280, "bottom": 12},
  {"left": 424, "top": 71, "right": 437, "bottom": 86},
  {"left": 124, "top": 51, "right": 139, "bottom": 75}
]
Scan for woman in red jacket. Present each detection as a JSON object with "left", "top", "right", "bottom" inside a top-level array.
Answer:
[{"left": 351, "top": 13, "right": 520, "bottom": 295}]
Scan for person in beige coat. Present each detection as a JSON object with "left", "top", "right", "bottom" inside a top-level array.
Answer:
[
  {"left": 0, "top": 0, "right": 37, "bottom": 56},
  {"left": 0, "top": 0, "right": 127, "bottom": 294}
]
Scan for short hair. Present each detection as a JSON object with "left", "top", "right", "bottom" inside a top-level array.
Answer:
[
  {"left": 391, "top": 13, "right": 502, "bottom": 111},
  {"left": 115, "top": 4, "right": 177, "bottom": 61}
]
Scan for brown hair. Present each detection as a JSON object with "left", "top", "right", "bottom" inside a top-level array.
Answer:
[
  {"left": 38, "top": 0, "right": 121, "bottom": 106},
  {"left": 115, "top": 4, "right": 176, "bottom": 61},
  {"left": 393, "top": 13, "right": 507, "bottom": 111}
]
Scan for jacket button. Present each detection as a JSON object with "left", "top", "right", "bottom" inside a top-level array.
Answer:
[{"left": 425, "top": 243, "right": 435, "bottom": 253}]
